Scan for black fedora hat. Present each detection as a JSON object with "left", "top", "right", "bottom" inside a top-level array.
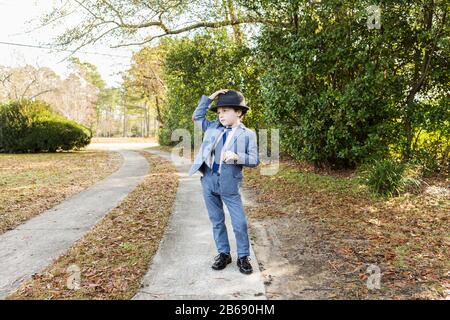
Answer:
[{"left": 209, "top": 89, "right": 249, "bottom": 114}]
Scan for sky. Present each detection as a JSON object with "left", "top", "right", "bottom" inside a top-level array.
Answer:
[
  {"left": 0, "top": 1, "right": 260, "bottom": 88},
  {"left": 0, "top": 0, "right": 135, "bottom": 87}
]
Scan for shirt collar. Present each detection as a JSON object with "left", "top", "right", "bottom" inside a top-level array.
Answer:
[{"left": 218, "top": 122, "right": 245, "bottom": 130}]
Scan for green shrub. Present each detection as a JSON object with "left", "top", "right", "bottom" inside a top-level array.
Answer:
[
  {"left": 0, "top": 99, "right": 91, "bottom": 153},
  {"left": 158, "top": 30, "right": 264, "bottom": 146},
  {"left": 250, "top": 0, "right": 448, "bottom": 169},
  {"left": 357, "top": 159, "right": 422, "bottom": 197}
]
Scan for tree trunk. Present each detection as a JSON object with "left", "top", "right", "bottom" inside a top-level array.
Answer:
[
  {"left": 122, "top": 105, "right": 127, "bottom": 137},
  {"left": 402, "top": 1, "right": 435, "bottom": 161},
  {"left": 155, "top": 96, "right": 163, "bottom": 128},
  {"left": 225, "top": 0, "right": 244, "bottom": 45}
]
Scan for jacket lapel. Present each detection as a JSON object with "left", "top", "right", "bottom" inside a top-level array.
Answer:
[{"left": 227, "top": 124, "right": 246, "bottom": 151}]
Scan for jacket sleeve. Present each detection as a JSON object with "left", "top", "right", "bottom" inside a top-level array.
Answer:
[
  {"left": 192, "top": 95, "right": 214, "bottom": 132},
  {"left": 235, "top": 130, "right": 260, "bottom": 168}
]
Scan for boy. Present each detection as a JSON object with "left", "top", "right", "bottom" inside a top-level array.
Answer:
[{"left": 189, "top": 89, "right": 259, "bottom": 275}]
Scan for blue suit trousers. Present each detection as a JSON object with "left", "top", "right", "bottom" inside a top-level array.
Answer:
[{"left": 200, "top": 165, "right": 250, "bottom": 258}]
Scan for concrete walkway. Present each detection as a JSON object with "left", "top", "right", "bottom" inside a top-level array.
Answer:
[
  {"left": 0, "top": 150, "right": 148, "bottom": 299},
  {"left": 133, "top": 149, "right": 266, "bottom": 300},
  {"left": 86, "top": 142, "right": 158, "bottom": 151}
]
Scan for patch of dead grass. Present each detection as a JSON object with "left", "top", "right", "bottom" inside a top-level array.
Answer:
[
  {"left": 7, "top": 151, "right": 179, "bottom": 300},
  {"left": 244, "top": 158, "right": 449, "bottom": 299},
  {"left": 0, "top": 150, "right": 123, "bottom": 234}
]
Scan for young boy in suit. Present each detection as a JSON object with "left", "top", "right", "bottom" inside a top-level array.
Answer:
[{"left": 188, "top": 89, "right": 260, "bottom": 274}]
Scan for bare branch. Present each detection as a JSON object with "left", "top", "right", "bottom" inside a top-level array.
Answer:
[
  {"left": 112, "top": 16, "right": 283, "bottom": 48},
  {"left": 58, "top": 24, "right": 122, "bottom": 61},
  {"left": 30, "top": 89, "right": 58, "bottom": 100},
  {"left": 38, "top": 1, "right": 288, "bottom": 52},
  {"left": 20, "top": 77, "right": 38, "bottom": 99}
]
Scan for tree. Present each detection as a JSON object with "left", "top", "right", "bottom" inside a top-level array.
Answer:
[
  {"left": 0, "top": 65, "right": 60, "bottom": 101},
  {"left": 252, "top": 0, "right": 449, "bottom": 169},
  {"left": 36, "top": 0, "right": 286, "bottom": 53},
  {"left": 0, "top": 64, "right": 99, "bottom": 131},
  {"left": 158, "top": 29, "right": 263, "bottom": 145},
  {"left": 122, "top": 45, "right": 168, "bottom": 137}
]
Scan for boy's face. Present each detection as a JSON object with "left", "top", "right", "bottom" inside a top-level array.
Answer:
[{"left": 217, "top": 107, "right": 242, "bottom": 127}]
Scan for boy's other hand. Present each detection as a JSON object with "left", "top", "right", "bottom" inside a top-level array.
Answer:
[
  {"left": 192, "top": 89, "right": 228, "bottom": 122},
  {"left": 222, "top": 150, "right": 239, "bottom": 162}
]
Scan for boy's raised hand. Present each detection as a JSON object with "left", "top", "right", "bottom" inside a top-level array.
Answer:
[
  {"left": 209, "top": 89, "right": 228, "bottom": 101},
  {"left": 192, "top": 89, "right": 229, "bottom": 122}
]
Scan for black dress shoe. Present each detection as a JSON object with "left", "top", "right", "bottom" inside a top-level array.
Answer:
[
  {"left": 237, "top": 256, "right": 253, "bottom": 274},
  {"left": 211, "top": 252, "right": 232, "bottom": 270}
]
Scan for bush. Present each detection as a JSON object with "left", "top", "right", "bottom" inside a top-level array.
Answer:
[
  {"left": 251, "top": 0, "right": 448, "bottom": 169},
  {"left": 157, "top": 30, "right": 264, "bottom": 146},
  {"left": 0, "top": 99, "right": 91, "bottom": 153},
  {"left": 357, "top": 159, "right": 422, "bottom": 197}
]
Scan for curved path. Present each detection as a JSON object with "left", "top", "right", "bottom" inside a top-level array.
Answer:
[
  {"left": 133, "top": 149, "right": 267, "bottom": 300},
  {"left": 0, "top": 150, "right": 148, "bottom": 299}
]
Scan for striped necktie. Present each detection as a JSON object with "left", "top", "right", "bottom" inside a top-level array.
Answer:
[{"left": 212, "top": 127, "right": 232, "bottom": 173}]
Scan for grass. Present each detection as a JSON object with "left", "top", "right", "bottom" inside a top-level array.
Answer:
[
  {"left": 91, "top": 137, "right": 157, "bottom": 143},
  {"left": 7, "top": 151, "right": 179, "bottom": 300},
  {"left": 0, "top": 150, "right": 123, "bottom": 235},
  {"left": 146, "top": 144, "right": 195, "bottom": 160},
  {"left": 276, "top": 166, "right": 363, "bottom": 195},
  {"left": 147, "top": 145, "right": 176, "bottom": 153},
  {"left": 243, "top": 158, "right": 449, "bottom": 299}
]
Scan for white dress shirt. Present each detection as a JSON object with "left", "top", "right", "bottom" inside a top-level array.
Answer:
[{"left": 208, "top": 124, "right": 239, "bottom": 174}]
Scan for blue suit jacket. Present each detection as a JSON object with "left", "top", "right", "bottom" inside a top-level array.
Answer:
[{"left": 189, "top": 95, "right": 259, "bottom": 194}]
